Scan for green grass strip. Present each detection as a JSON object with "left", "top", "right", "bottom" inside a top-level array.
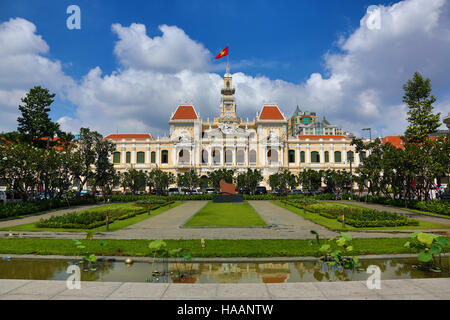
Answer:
[
  {"left": 183, "top": 201, "right": 267, "bottom": 227},
  {"left": 274, "top": 201, "right": 450, "bottom": 231},
  {"left": 1, "top": 237, "right": 448, "bottom": 258},
  {"left": 1, "top": 202, "right": 183, "bottom": 232}
]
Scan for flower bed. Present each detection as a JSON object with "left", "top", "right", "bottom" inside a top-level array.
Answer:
[
  {"left": 36, "top": 201, "right": 173, "bottom": 229},
  {"left": 287, "top": 201, "right": 418, "bottom": 228}
]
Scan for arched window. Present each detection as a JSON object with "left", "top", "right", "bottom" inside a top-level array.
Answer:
[
  {"left": 213, "top": 149, "right": 221, "bottom": 164},
  {"left": 237, "top": 150, "right": 245, "bottom": 164},
  {"left": 324, "top": 151, "right": 329, "bottom": 163},
  {"left": 249, "top": 150, "right": 256, "bottom": 164},
  {"left": 288, "top": 150, "right": 295, "bottom": 163},
  {"left": 347, "top": 151, "right": 354, "bottom": 162},
  {"left": 178, "top": 149, "right": 190, "bottom": 164},
  {"left": 202, "top": 150, "right": 208, "bottom": 164},
  {"left": 137, "top": 152, "right": 145, "bottom": 164},
  {"left": 311, "top": 151, "right": 320, "bottom": 163},
  {"left": 226, "top": 81, "right": 230, "bottom": 88},
  {"left": 300, "top": 151, "right": 305, "bottom": 163},
  {"left": 360, "top": 151, "right": 367, "bottom": 161},
  {"left": 225, "top": 149, "right": 233, "bottom": 164},
  {"left": 113, "top": 152, "right": 121, "bottom": 164},
  {"left": 161, "top": 150, "right": 168, "bottom": 164},
  {"left": 249, "top": 132, "right": 255, "bottom": 140},
  {"left": 267, "top": 148, "right": 278, "bottom": 164},
  {"left": 151, "top": 151, "right": 156, "bottom": 163},
  {"left": 334, "top": 151, "right": 341, "bottom": 163},
  {"left": 126, "top": 151, "right": 131, "bottom": 163}
]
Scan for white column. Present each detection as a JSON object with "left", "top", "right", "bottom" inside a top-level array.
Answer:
[
  {"left": 156, "top": 144, "right": 161, "bottom": 165},
  {"left": 146, "top": 144, "right": 150, "bottom": 164},
  {"left": 330, "top": 144, "right": 334, "bottom": 163},
  {"left": 221, "top": 146, "right": 224, "bottom": 165},
  {"left": 131, "top": 143, "right": 136, "bottom": 164},
  {"left": 208, "top": 145, "right": 212, "bottom": 166},
  {"left": 320, "top": 144, "right": 324, "bottom": 164},
  {"left": 296, "top": 144, "right": 300, "bottom": 166},
  {"left": 342, "top": 144, "right": 347, "bottom": 163},
  {"left": 173, "top": 145, "right": 177, "bottom": 165},
  {"left": 280, "top": 146, "right": 284, "bottom": 166},
  {"left": 306, "top": 144, "right": 310, "bottom": 163}
]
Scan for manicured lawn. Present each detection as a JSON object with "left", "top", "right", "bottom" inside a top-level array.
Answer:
[
  {"left": 1, "top": 202, "right": 182, "bottom": 232},
  {"left": 274, "top": 201, "right": 450, "bottom": 231},
  {"left": 1, "top": 237, "right": 448, "bottom": 258},
  {"left": 183, "top": 201, "right": 267, "bottom": 227}
]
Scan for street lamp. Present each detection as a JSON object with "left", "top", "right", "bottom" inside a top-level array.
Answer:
[{"left": 362, "top": 128, "right": 371, "bottom": 142}]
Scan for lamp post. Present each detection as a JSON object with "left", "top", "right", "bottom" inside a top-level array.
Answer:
[{"left": 362, "top": 128, "right": 372, "bottom": 142}]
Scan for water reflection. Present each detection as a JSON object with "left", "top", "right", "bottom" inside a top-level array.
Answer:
[{"left": 0, "top": 257, "right": 448, "bottom": 284}]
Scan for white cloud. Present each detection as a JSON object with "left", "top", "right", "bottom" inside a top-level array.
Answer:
[
  {"left": 64, "top": 0, "right": 449, "bottom": 138},
  {"left": 112, "top": 23, "right": 212, "bottom": 73},
  {"left": 1, "top": 0, "right": 449, "bottom": 138},
  {"left": 0, "top": 17, "right": 74, "bottom": 133}
]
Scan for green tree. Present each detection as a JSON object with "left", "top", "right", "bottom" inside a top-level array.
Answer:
[
  {"left": 177, "top": 169, "right": 200, "bottom": 191},
  {"left": 121, "top": 168, "right": 147, "bottom": 194},
  {"left": 208, "top": 169, "right": 234, "bottom": 190},
  {"left": 235, "top": 169, "right": 263, "bottom": 194},
  {"left": 70, "top": 128, "right": 115, "bottom": 196},
  {"left": 148, "top": 169, "right": 175, "bottom": 191},
  {"left": 403, "top": 72, "right": 441, "bottom": 144},
  {"left": 17, "top": 86, "right": 60, "bottom": 143},
  {"left": 298, "top": 169, "right": 322, "bottom": 191}
]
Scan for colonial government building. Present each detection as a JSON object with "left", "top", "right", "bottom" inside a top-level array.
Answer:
[{"left": 106, "top": 66, "right": 367, "bottom": 188}]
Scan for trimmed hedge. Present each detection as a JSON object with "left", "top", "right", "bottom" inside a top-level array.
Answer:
[
  {"left": 357, "top": 195, "right": 450, "bottom": 216},
  {"left": 287, "top": 201, "right": 418, "bottom": 228},
  {"left": 35, "top": 201, "right": 173, "bottom": 229},
  {"left": 0, "top": 197, "right": 98, "bottom": 220}
]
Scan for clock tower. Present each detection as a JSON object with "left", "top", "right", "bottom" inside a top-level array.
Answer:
[{"left": 219, "top": 64, "right": 238, "bottom": 122}]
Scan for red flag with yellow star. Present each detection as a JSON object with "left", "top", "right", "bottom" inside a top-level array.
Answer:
[{"left": 215, "top": 46, "right": 228, "bottom": 59}]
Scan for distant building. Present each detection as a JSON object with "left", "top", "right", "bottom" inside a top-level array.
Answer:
[{"left": 288, "top": 106, "right": 344, "bottom": 137}]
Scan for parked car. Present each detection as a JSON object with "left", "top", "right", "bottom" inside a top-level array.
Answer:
[
  {"left": 190, "top": 189, "right": 202, "bottom": 195},
  {"left": 439, "top": 190, "right": 450, "bottom": 200},
  {"left": 168, "top": 187, "right": 181, "bottom": 195},
  {"left": 239, "top": 188, "right": 250, "bottom": 195},
  {"left": 151, "top": 188, "right": 167, "bottom": 196},
  {"left": 205, "top": 188, "right": 216, "bottom": 194},
  {"left": 255, "top": 186, "right": 267, "bottom": 195},
  {"left": 5, "top": 190, "right": 23, "bottom": 202},
  {"left": 0, "top": 190, "right": 6, "bottom": 204},
  {"left": 290, "top": 189, "right": 303, "bottom": 195},
  {"left": 306, "top": 189, "right": 319, "bottom": 196}
]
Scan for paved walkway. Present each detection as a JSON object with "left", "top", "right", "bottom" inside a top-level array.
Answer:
[
  {"left": 1, "top": 278, "right": 449, "bottom": 300},
  {"left": 0, "top": 203, "right": 111, "bottom": 229},
  {"left": 336, "top": 200, "right": 450, "bottom": 226},
  {"left": 1, "top": 201, "right": 420, "bottom": 240}
]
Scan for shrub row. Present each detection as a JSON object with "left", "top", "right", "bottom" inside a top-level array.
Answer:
[
  {"left": 287, "top": 201, "right": 417, "bottom": 228},
  {"left": 35, "top": 201, "right": 172, "bottom": 229},
  {"left": 0, "top": 197, "right": 98, "bottom": 220},
  {"left": 357, "top": 196, "right": 450, "bottom": 215}
]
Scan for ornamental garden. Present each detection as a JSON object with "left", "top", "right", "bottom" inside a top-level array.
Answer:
[{"left": 0, "top": 72, "right": 449, "bottom": 284}]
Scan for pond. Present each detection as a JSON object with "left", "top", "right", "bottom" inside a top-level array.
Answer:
[{"left": 0, "top": 257, "right": 449, "bottom": 284}]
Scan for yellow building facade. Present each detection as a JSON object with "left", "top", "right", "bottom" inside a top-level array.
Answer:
[{"left": 106, "top": 67, "right": 366, "bottom": 188}]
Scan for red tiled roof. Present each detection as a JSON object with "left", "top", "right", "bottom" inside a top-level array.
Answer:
[
  {"left": 105, "top": 134, "right": 152, "bottom": 140},
  {"left": 381, "top": 135, "right": 439, "bottom": 149},
  {"left": 259, "top": 106, "right": 285, "bottom": 120},
  {"left": 298, "top": 135, "right": 350, "bottom": 140},
  {"left": 172, "top": 105, "right": 198, "bottom": 120},
  {"left": 382, "top": 136, "right": 404, "bottom": 149}
]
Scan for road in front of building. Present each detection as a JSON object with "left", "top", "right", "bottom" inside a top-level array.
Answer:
[{"left": 3, "top": 200, "right": 447, "bottom": 240}]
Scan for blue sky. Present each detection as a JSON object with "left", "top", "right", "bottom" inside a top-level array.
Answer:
[{"left": 0, "top": 0, "right": 449, "bottom": 137}]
